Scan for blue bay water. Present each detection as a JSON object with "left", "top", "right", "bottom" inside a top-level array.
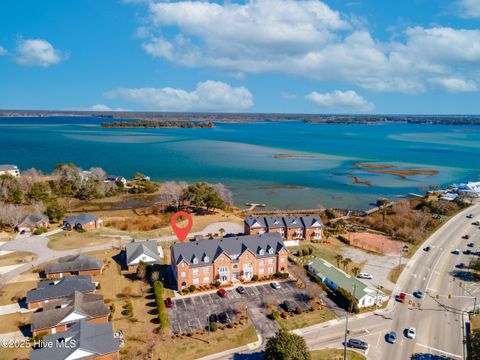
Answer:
[{"left": 0, "top": 117, "right": 479, "bottom": 210}]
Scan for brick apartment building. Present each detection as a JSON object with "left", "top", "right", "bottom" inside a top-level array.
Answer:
[
  {"left": 244, "top": 215, "right": 324, "bottom": 241},
  {"left": 170, "top": 233, "right": 288, "bottom": 290}
]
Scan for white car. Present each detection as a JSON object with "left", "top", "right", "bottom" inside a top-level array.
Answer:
[
  {"left": 271, "top": 281, "right": 281, "bottom": 289},
  {"left": 357, "top": 272, "right": 373, "bottom": 279},
  {"left": 406, "top": 327, "right": 416, "bottom": 339}
]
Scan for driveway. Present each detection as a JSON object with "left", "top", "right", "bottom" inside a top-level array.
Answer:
[{"left": 340, "top": 246, "right": 407, "bottom": 292}]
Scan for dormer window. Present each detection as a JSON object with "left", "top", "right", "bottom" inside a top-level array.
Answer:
[
  {"left": 192, "top": 257, "right": 198, "bottom": 264},
  {"left": 259, "top": 248, "right": 264, "bottom": 255},
  {"left": 268, "top": 247, "right": 274, "bottom": 254},
  {"left": 274, "top": 220, "right": 279, "bottom": 225},
  {"left": 203, "top": 256, "right": 209, "bottom": 263}
]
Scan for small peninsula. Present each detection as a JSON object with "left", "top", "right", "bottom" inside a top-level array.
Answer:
[{"left": 101, "top": 119, "right": 214, "bottom": 129}]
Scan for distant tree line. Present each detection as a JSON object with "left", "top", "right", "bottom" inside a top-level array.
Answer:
[{"left": 101, "top": 120, "right": 214, "bottom": 129}]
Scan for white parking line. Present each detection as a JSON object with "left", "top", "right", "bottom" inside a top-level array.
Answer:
[{"left": 416, "top": 343, "right": 462, "bottom": 359}]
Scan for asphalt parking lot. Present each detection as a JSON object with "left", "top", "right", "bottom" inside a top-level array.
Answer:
[{"left": 167, "top": 280, "right": 311, "bottom": 334}]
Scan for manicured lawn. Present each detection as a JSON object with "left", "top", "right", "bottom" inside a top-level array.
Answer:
[
  {"left": 47, "top": 230, "right": 120, "bottom": 250},
  {"left": 0, "top": 280, "right": 37, "bottom": 305},
  {"left": 0, "top": 252, "right": 37, "bottom": 267},
  {"left": 311, "top": 349, "right": 366, "bottom": 360},
  {"left": 0, "top": 312, "right": 31, "bottom": 334},
  {"left": 277, "top": 308, "right": 336, "bottom": 331},
  {"left": 388, "top": 264, "right": 406, "bottom": 283}
]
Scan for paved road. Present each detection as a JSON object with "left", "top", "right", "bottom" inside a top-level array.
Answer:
[{"left": 297, "top": 203, "right": 480, "bottom": 360}]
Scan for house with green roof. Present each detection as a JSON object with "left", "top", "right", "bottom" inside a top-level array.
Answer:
[{"left": 308, "top": 257, "right": 387, "bottom": 308}]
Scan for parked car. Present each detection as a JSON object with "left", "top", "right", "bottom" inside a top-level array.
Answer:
[
  {"left": 218, "top": 312, "right": 230, "bottom": 324},
  {"left": 217, "top": 288, "right": 228, "bottom": 297},
  {"left": 236, "top": 286, "right": 246, "bottom": 294},
  {"left": 463, "top": 235, "right": 470, "bottom": 239},
  {"left": 209, "top": 314, "right": 219, "bottom": 323},
  {"left": 271, "top": 281, "right": 281, "bottom": 289},
  {"left": 414, "top": 291, "right": 425, "bottom": 299},
  {"left": 464, "top": 250, "right": 472, "bottom": 255},
  {"left": 467, "top": 243, "right": 474, "bottom": 247},
  {"left": 452, "top": 249, "right": 461, "bottom": 255},
  {"left": 20, "top": 229, "right": 27, "bottom": 235},
  {"left": 473, "top": 220, "right": 480, "bottom": 226},
  {"left": 456, "top": 263, "right": 465, "bottom": 269},
  {"left": 386, "top": 331, "right": 397, "bottom": 344},
  {"left": 423, "top": 246, "right": 431, "bottom": 252},
  {"left": 467, "top": 214, "right": 474, "bottom": 219},
  {"left": 396, "top": 292, "right": 406, "bottom": 303},
  {"left": 406, "top": 327, "right": 416, "bottom": 339},
  {"left": 283, "top": 301, "right": 296, "bottom": 312},
  {"left": 164, "top": 297, "right": 173, "bottom": 308},
  {"left": 357, "top": 272, "right": 373, "bottom": 279},
  {"left": 347, "top": 338, "right": 369, "bottom": 350}
]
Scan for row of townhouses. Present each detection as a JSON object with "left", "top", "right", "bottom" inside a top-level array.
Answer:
[{"left": 244, "top": 215, "right": 324, "bottom": 241}]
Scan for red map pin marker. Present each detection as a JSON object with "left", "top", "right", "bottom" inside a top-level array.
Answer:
[{"left": 170, "top": 211, "right": 193, "bottom": 243}]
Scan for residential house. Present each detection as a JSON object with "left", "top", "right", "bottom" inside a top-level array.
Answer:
[
  {"left": 63, "top": 213, "right": 102, "bottom": 231},
  {"left": 31, "top": 291, "right": 109, "bottom": 337},
  {"left": 457, "top": 181, "right": 480, "bottom": 198},
  {"left": 26, "top": 275, "right": 96, "bottom": 309},
  {"left": 125, "top": 240, "right": 162, "bottom": 271},
  {"left": 0, "top": 164, "right": 20, "bottom": 177},
  {"left": 170, "top": 233, "right": 288, "bottom": 290},
  {"left": 45, "top": 254, "right": 104, "bottom": 279},
  {"left": 104, "top": 175, "right": 127, "bottom": 187},
  {"left": 15, "top": 213, "right": 49, "bottom": 233},
  {"left": 308, "top": 257, "right": 387, "bottom": 309},
  {"left": 244, "top": 215, "right": 324, "bottom": 241},
  {"left": 30, "top": 320, "right": 120, "bottom": 360}
]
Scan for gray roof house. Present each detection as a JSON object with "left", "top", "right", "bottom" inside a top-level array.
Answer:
[
  {"left": 0, "top": 164, "right": 20, "bottom": 176},
  {"left": 30, "top": 320, "right": 120, "bottom": 360},
  {"left": 26, "top": 275, "right": 96, "bottom": 307},
  {"left": 171, "top": 233, "right": 286, "bottom": 268},
  {"left": 63, "top": 213, "right": 101, "bottom": 230},
  {"left": 45, "top": 254, "right": 104, "bottom": 277},
  {"left": 245, "top": 215, "right": 324, "bottom": 230},
  {"left": 264, "top": 216, "right": 286, "bottom": 229},
  {"left": 16, "top": 213, "right": 49, "bottom": 231},
  {"left": 31, "top": 291, "right": 109, "bottom": 335},
  {"left": 125, "top": 240, "right": 162, "bottom": 268},
  {"left": 244, "top": 216, "right": 267, "bottom": 230}
]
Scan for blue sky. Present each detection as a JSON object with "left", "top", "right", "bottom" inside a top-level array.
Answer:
[{"left": 1, "top": 0, "right": 480, "bottom": 114}]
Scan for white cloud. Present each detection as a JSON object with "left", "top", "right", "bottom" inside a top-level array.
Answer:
[
  {"left": 15, "top": 39, "right": 65, "bottom": 67},
  {"left": 0, "top": 46, "right": 6, "bottom": 56},
  {"left": 105, "top": 80, "right": 254, "bottom": 112},
  {"left": 135, "top": 0, "right": 480, "bottom": 94},
  {"left": 305, "top": 90, "right": 374, "bottom": 112},
  {"left": 457, "top": 0, "right": 480, "bottom": 18},
  {"left": 281, "top": 92, "right": 297, "bottom": 100},
  {"left": 89, "top": 104, "right": 130, "bottom": 112},
  {"left": 429, "top": 77, "right": 478, "bottom": 92}
]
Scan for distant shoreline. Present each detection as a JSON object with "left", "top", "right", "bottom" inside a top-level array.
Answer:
[{"left": 101, "top": 119, "right": 214, "bottom": 129}]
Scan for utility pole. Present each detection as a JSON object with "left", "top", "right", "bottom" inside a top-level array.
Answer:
[{"left": 343, "top": 284, "right": 357, "bottom": 360}]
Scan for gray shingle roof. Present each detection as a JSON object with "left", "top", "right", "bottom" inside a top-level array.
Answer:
[
  {"left": 30, "top": 320, "right": 120, "bottom": 360},
  {"left": 125, "top": 240, "right": 161, "bottom": 265},
  {"left": 17, "top": 213, "right": 49, "bottom": 226},
  {"left": 31, "top": 291, "right": 109, "bottom": 332},
  {"left": 26, "top": 275, "right": 96, "bottom": 304},
  {"left": 245, "top": 215, "right": 323, "bottom": 229},
  {"left": 45, "top": 255, "right": 103, "bottom": 275},
  {"left": 0, "top": 164, "right": 17, "bottom": 171},
  {"left": 171, "top": 233, "right": 285, "bottom": 267},
  {"left": 64, "top": 213, "right": 98, "bottom": 226}
]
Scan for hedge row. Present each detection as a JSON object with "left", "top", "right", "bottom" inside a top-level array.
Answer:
[{"left": 153, "top": 280, "right": 169, "bottom": 331}]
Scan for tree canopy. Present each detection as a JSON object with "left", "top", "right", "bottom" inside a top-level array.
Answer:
[{"left": 264, "top": 330, "right": 310, "bottom": 360}]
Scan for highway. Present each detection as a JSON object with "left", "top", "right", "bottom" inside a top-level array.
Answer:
[{"left": 299, "top": 203, "right": 480, "bottom": 360}]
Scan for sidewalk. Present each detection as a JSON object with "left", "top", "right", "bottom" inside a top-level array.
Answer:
[{"left": 195, "top": 334, "right": 262, "bottom": 360}]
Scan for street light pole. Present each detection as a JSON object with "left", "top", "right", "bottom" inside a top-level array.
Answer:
[{"left": 343, "top": 284, "right": 357, "bottom": 360}]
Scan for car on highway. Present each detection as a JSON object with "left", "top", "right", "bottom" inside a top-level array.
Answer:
[
  {"left": 456, "top": 263, "right": 465, "bottom": 269},
  {"left": 271, "top": 281, "right": 281, "bottom": 289},
  {"left": 386, "top": 331, "right": 397, "bottom": 344},
  {"left": 405, "top": 327, "right": 416, "bottom": 339},
  {"left": 452, "top": 249, "right": 461, "bottom": 255},
  {"left": 396, "top": 292, "right": 406, "bottom": 303},
  {"left": 423, "top": 246, "right": 431, "bottom": 252},
  {"left": 467, "top": 242, "right": 474, "bottom": 247},
  {"left": 467, "top": 213, "right": 474, "bottom": 219},
  {"left": 414, "top": 290, "right": 425, "bottom": 298},
  {"left": 347, "top": 338, "right": 369, "bottom": 350},
  {"left": 357, "top": 272, "right": 373, "bottom": 279},
  {"left": 236, "top": 286, "right": 246, "bottom": 294},
  {"left": 217, "top": 288, "right": 228, "bottom": 297},
  {"left": 473, "top": 220, "right": 480, "bottom": 225},
  {"left": 464, "top": 249, "right": 472, "bottom": 255}
]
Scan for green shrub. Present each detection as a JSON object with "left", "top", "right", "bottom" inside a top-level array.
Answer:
[
  {"left": 271, "top": 310, "right": 280, "bottom": 320},
  {"left": 33, "top": 227, "right": 48, "bottom": 235},
  {"left": 121, "top": 301, "right": 133, "bottom": 316},
  {"left": 280, "top": 311, "right": 289, "bottom": 319},
  {"left": 188, "top": 285, "right": 196, "bottom": 292},
  {"left": 153, "top": 281, "right": 169, "bottom": 330},
  {"left": 209, "top": 322, "right": 218, "bottom": 332},
  {"left": 295, "top": 307, "right": 303, "bottom": 315},
  {"left": 251, "top": 275, "right": 259, "bottom": 281}
]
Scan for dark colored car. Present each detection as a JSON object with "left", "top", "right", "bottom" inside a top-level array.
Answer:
[
  {"left": 164, "top": 297, "right": 173, "bottom": 308},
  {"left": 218, "top": 312, "right": 230, "bottom": 324},
  {"left": 386, "top": 331, "right": 397, "bottom": 344},
  {"left": 456, "top": 263, "right": 465, "bottom": 269},
  {"left": 467, "top": 242, "right": 474, "bottom": 247},
  {"left": 218, "top": 288, "right": 227, "bottom": 297},
  {"left": 347, "top": 338, "right": 369, "bottom": 350},
  {"left": 464, "top": 250, "right": 472, "bottom": 255},
  {"left": 396, "top": 292, "right": 406, "bottom": 303},
  {"left": 283, "top": 301, "right": 296, "bottom": 312},
  {"left": 423, "top": 246, "right": 430, "bottom": 252},
  {"left": 414, "top": 291, "right": 425, "bottom": 299},
  {"left": 463, "top": 235, "right": 470, "bottom": 239},
  {"left": 237, "top": 286, "right": 246, "bottom": 294},
  {"left": 209, "top": 314, "right": 219, "bottom": 323}
]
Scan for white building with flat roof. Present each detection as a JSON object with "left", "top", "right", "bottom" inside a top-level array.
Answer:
[
  {"left": 0, "top": 165, "right": 20, "bottom": 177},
  {"left": 457, "top": 181, "right": 480, "bottom": 198}
]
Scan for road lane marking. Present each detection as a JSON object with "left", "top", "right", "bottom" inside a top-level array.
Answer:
[{"left": 416, "top": 343, "right": 462, "bottom": 359}]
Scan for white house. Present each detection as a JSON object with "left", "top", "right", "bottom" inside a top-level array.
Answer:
[
  {"left": 0, "top": 164, "right": 20, "bottom": 177},
  {"left": 125, "top": 240, "right": 163, "bottom": 271},
  {"left": 457, "top": 181, "right": 480, "bottom": 198},
  {"left": 308, "top": 257, "right": 388, "bottom": 309}
]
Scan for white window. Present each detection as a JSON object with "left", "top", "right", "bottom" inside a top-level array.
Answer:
[
  {"left": 193, "top": 257, "right": 198, "bottom": 264},
  {"left": 204, "top": 256, "right": 209, "bottom": 263},
  {"left": 141, "top": 255, "right": 147, "bottom": 261},
  {"left": 192, "top": 268, "right": 199, "bottom": 275},
  {"left": 268, "top": 259, "right": 274, "bottom": 264},
  {"left": 204, "top": 267, "right": 210, "bottom": 274},
  {"left": 203, "top": 277, "right": 210, "bottom": 283},
  {"left": 193, "top": 278, "right": 199, "bottom": 285},
  {"left": 259, "top": 268, "right": 264, "bottom": 274},
  {"left": 268, "top": 267, "right": 273, "bottom": 273},
  {"left": 219, "top": 266, "right": 228, "bottom": 273},
  {"left": 268, "top": 248, "right": 274, "bottom": 254},
  {"left": 181, "top": 271, "right": 186, "bottom": 278},
  {"left": 280, "top": 258, "right": 285, "bottom": 263},
  {"left": 259, "top": 260, "right": 265, "bottom": 266},
  {"left": 259, "top": 249, "right": 264, "bottom": 255}
]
